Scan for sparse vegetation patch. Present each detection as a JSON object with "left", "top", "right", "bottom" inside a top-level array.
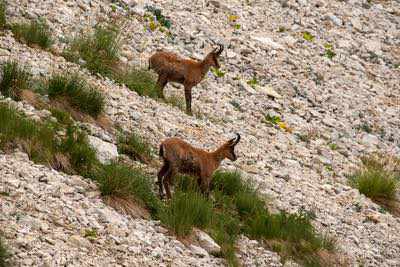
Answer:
[
  {"left": 117, "top": 132, "right": 154, "bottom": 164},
  {"left": 112, "top": 67, "right": 158, "bottom": 98},
  {"left": 11, "top": 19, "right": 53, "bottom": 49},
  {"left": 63, "top": 25, "right": 120, "bottom": 76}
]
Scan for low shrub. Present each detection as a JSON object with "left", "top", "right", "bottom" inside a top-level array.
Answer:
[
  {"left": 0, "top": 61, "right": 30, "bottom": 100},
  {"left": 11, "top": 19, "right": 53, "bottom": 49}
]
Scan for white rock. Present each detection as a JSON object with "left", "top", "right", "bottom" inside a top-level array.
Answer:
[
  {"left": 88, "top": 136, "right": 119, "bottom": 164},
  {"left": 194, "top": 229, "right": 221, "bottom": 255}
]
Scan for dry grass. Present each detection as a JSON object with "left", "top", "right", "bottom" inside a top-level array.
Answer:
[{"left": 103, "top": 195, "right": 150, "bottom": 219}]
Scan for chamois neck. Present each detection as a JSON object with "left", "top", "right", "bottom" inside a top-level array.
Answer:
[
  {"left": 210, "top": 147, "right": 225, "bottom": 164},
  {"left": 200, "top": 58, "right": 213, "bottom": 77}
]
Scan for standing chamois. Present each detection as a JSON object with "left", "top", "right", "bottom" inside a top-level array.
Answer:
[
  {"left": 148, "top": 44, "right": 224, "bottom": 115},
  {"left": 157, "top": 133, "right": 241, "bottom": 199}
]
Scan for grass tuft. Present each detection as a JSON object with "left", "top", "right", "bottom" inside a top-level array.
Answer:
[
  {"left": 159, "top": 190, "right": 213, "bottom": 236},
  {"left": 113, "top": 67, "right": 158, "bottom": 98},
  {"left": 0, "top": 103, "right": 57, "bottom": 165},
  {"left": 349, "top": 154, "right": 399, "bottom": 209},
  {"left": 0, "top": 0, "right": 6, "bottom": 30},
  {"left": 46, "top": 74, "right": 105, "bottom": 118},
  {"left": 93, "top": 162, "right": 161, "bottom": 215},
  {"left": 0, "top": 235, "right": 11, "bottom": 267},
  {"left": 118, "top": 132, "right": 153, "bottom": 164},
  {"left": 0, "top": 61, "right": 30, "bottom": 101},
  {"left": 63, "top": 25, "right": 120, "bottom": 76},
  {"left": 11, "top": 19, "right": 53, "bottom": 49},
  {"left": 59, "top": 126, "right": 98, "bottom": 176}
]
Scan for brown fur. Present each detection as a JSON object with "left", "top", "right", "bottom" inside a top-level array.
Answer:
[
  {"left": 157, "top": 134, "right": 240, "bottom": 199},
  {"left": 149, "top": 45, "right": 224, "bottom": 115}
]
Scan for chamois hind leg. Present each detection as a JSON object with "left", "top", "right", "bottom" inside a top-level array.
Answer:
[
  {"left": 184, "top": 84, "right": 193, "bottom": 115},
  {"left": 156, "top": 74, "right": 168, "bottom": 99},
  {"left": 157, "top": 161, "right": 170, "bottom": 199}
]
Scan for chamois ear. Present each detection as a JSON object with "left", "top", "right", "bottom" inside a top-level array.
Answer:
[{"left": 228, "top": 133, "right": 241, "bottom": 146}]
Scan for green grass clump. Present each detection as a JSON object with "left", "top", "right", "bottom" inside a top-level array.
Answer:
[
  {"left": 0, "top": 235, "right": 11, "bottom": 267},
  {"left": 50, "top": 108, "right": 73, "bottom": 126},
  {"left": 47, "top": 74, "right": 105, "bottom": 118},
  {"left": 0, "top": 103, "right": 57, "bottom": 165},
  {"left": 349, "top": 156, "right": 398, "bottom": 201},
  {"left": 0, "top": 0, "right": 6, "bottom": 30},
  {"left": 11, "top": 19, "right": 53, "bottom": 49},
  {"left": 59, "top": 126, "right": 98, "bottom": 177},
  {"left": 0, "top": 61, "right": 30, "bottom": 100},
  {"left": 245, "top": 211, "right": 333, "bottom": 266},
  {"left": 63, "top": 25, "right": 120, "bottom": 76},
  {"left": 113, "top": 67, "right": 158, "bottom": 98},
  {"left": 93, "top": 162, "right": 161, "bottom": 215},
  {"left": 211, "top": 170, "right": 333, "bottom": 266},
  {"left": 0, "top": 103, "right": 98, "bottom": 175},
  {"left": 159, "top": 190, "right": 213, "bottom": 236},
  {"left": 117, "top": 132, "right": 153, "bottom": 163}
]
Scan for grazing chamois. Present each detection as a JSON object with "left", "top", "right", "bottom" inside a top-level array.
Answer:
[
  {"left": 148, "top": 44, "right": 224, "bottom": 115},
  {"left": 157, "top": 133, "right": 241, "bottom": 199}
]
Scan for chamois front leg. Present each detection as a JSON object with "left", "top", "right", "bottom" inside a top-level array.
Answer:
[
  {"left": 156, "top": 74, "right": 168, "bottom": 99},
  {"left": 184, "top": 83, "right": 193, "bottom": 115},
  {"left": 163, "top": 168, "right": 175, "bottom": 200},
  {"left": 199, "top": 174, "right": 211, "bottom": 198},
  {"left": 157, "top": 161, "right": 170, "bottom": 199}
]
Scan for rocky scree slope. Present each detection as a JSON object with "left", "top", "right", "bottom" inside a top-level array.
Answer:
[{"left": 1, "top": 0, "right": 400, "bottom": 266}]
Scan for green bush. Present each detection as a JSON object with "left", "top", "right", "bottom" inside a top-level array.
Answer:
[
  {"left": 47, "top": 74, "right": 105, "bottom": 118},
  {"left": 11, "top": 19, "right": 53, "bottom": 49},
  {"left": 63, "top": 25, "right": 120, "bottom": 76},
  {"left": 159, "top": 191, "right": 213, "bottom": 236},
  {"left": 0, "top": 61, "right": 30, "bottom": 100},
  {"left": 113, "top": 67, "right": 158, "bottom": 98},
  {"left": 93, "top": 162, "right": 161, "bottom": 215},
  {"left": 117, "top": 132, "right": 153, "bottom": 163},
  {"left": 0, "top": 235, "right": 11, "bottom": 267},
  {"left": 0, "top": 0, "right": 6, "bottom": 30}
]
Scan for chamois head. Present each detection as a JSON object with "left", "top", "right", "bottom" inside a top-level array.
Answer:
[
  {"left": 219, "top": 133, "right": 241, "bottom": 161},
  {"left": 204, "top": 44, "right": 224, "bottom": 69}
]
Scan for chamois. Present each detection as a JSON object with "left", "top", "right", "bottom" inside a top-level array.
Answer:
[
  {"left": 148, "top": 44, "right": 224, "bottom": 115},
  {"left": 157, "top": 133, "right": 241, "bottom": 199}
]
